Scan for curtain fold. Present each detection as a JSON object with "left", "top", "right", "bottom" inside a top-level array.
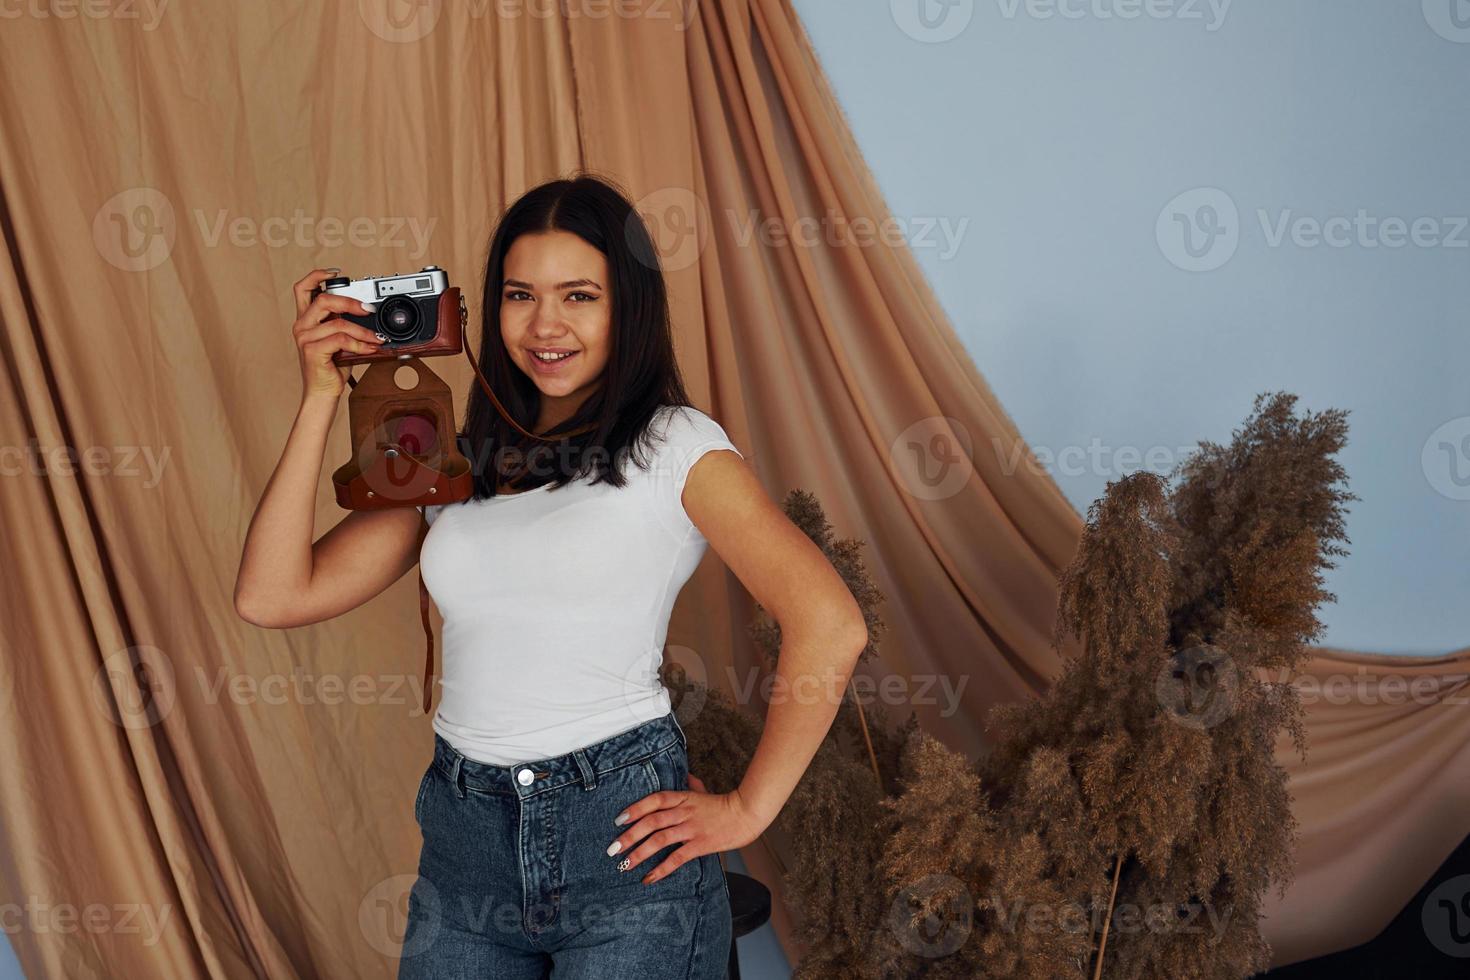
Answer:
[{"left": 0, "top": 1, "right": 1464, "bottom": 975}]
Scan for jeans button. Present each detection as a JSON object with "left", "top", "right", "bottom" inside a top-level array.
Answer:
[{"left": 516, "top": 767, "right": 534, "bottom": 786}]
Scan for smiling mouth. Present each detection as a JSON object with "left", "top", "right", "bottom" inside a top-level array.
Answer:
[{"left": 528, "top": 349, "right": 580, "bottom": 372}]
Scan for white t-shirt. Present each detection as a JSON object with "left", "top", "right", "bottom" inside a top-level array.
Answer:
[{"left": 417, "top": 404, "right": 743, "bottom": 765}]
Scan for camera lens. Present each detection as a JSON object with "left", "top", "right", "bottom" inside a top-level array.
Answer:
[{"left": 377, "top": 296, "right": 421, "bottom": 342}]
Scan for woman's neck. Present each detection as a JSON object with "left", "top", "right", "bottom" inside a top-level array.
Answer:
[{"left": 534, "top": 383, "right": 601, "bottom": 433}]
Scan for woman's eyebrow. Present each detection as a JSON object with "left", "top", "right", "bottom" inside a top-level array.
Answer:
[{"left": 502, "top": 278, "right": 604, "bottom": 290}]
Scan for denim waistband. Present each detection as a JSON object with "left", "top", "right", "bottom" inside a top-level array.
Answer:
[{"left": 430, "top": 711, "right": 688, "bottom": 799}]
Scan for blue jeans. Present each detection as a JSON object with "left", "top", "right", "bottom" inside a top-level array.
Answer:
[{"left": 398, "top": 711, "right": 733, "bottom": 978}]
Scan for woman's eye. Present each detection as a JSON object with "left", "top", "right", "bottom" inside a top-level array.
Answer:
[{"left": 503, "top": 290, "right": 597, "bottom": 302}]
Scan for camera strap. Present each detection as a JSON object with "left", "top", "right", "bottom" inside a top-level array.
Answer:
[
  {"left": 419, "top": 564, "right": 435, "bottom": 716},
  {"left": 461, "top": 341, "right": 600, "bottom": 441}
]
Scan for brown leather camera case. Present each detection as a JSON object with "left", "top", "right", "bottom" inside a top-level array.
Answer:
[
  {"left": 331, "top": 285, "right": 466, "bottom": 366},
  {"left": 329, "top": 356, "right": 474, "bottom": 510}
]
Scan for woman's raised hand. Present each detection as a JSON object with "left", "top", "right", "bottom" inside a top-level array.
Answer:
[{"left": 291, "top": 268, "right": 386, "bottom": 401}]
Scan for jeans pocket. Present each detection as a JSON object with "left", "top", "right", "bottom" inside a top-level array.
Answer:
[
  {"left": 413, "top": 763, "right": 434, "bottom": 827},
  {"left": 646, "top": 741, "right": 688, "bottom": 794}
]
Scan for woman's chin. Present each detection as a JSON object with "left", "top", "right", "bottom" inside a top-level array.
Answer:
[{"left": 531, "top": 376, "right": 577, "bottom": 396}]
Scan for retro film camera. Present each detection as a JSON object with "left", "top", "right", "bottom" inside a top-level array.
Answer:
[{"left": 313, "top": 266, "right": 474, "bottom": 511}]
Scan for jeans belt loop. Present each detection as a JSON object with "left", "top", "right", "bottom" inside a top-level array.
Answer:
[
  {"left": 572, "top": 748, "right": 597, "bottom": 791},
  {"left": 449, "top": 754, "right": 466, "bottom": 799}
]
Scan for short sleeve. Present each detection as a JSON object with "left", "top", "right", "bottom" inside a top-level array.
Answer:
[{"left": 648, "top": 405, "right": 743, "bottom": 539}]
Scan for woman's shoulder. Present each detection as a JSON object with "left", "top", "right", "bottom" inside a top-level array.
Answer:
[
  {"left": 647, "top": 403, "right": 732, "bottom": 445},
  {"left": 641, "top": 403, "right": 743, "bottom": 479}
]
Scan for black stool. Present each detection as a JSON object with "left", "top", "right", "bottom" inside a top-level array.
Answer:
[{"left": 721, "top": 869, "right": 771, "bottom": 980}]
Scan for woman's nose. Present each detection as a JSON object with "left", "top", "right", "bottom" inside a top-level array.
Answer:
[{"left": 532, "top": 301, "right": 566, "bottom": 331}]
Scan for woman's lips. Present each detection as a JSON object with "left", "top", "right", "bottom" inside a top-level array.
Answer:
[{"left": 529, "top": 350, "right": 579, "bottom": 374}]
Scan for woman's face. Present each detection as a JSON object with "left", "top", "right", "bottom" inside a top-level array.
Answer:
[{"left": 499, "top": 230, "right": 612, "bottom": 414}]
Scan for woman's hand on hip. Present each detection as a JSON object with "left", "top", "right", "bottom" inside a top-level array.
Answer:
[{"left": 607, "top": 773, "right": 767, "bottom": 886}]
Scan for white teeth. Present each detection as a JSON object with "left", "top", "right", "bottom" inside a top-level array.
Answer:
[{"left": 533, "top": 351, "right": 575, "bottom": 362}]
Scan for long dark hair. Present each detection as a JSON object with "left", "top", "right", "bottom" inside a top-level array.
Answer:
[{"left": 458, "top": 171, "right": 694, "bottom": 499}]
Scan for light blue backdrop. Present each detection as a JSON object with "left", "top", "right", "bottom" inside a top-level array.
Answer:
[
  {"left": 4, "top": 1, "right": 1463, "bottom": 977},
  {"left": 788, "top": 0, "right": 1468, "bottom": 659}
]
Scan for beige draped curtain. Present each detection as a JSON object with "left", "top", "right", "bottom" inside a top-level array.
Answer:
[{"left": 0, "top": 1, "right": 1465, "bottom": 975}]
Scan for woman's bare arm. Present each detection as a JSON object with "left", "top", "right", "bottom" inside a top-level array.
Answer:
[
  {"left": 233, "top": 394, "right": 428, "bottom": 629},
  {"left": 604, "top": 448, "right": 870, "bottom": 880},
  {"left": 681, "top": 449, "right": 869, "bottom": 831},
  {"left": 234, "top": 267, "right": 427, "bottom": 629}
]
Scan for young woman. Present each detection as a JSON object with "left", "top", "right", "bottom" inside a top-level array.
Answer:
[{"left": 234, "top": 174, "right": 869, "bottom": 978}]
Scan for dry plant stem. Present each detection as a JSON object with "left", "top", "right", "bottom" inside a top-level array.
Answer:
[
  {"left": 1092, "top": 852, "right": 1125, "bottom": 980},
  {"left": 850, "top": 678, "right": 882, "bottom": 783},
  {"left": 761, "top": 834, "right": 790, "bottom": 879}
]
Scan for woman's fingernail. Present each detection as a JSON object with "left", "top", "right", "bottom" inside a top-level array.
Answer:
[
  {"left": 614, "top": 812, "right": 629, "bottom": 826},
  {"left": 606, "top": 840, "right": 622, "bottom": 857},
  {"left": 361, "top": 302, "right": 377, "bottom": 312},
  {"left": 325, "top": 267, "right": 340, "bottom": 273},
  {"left": 618, "top": 858, "right": 631, "bottom": 872},
  {"left": 375, "top": 332, "right": 388, "bottom": 341}
]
